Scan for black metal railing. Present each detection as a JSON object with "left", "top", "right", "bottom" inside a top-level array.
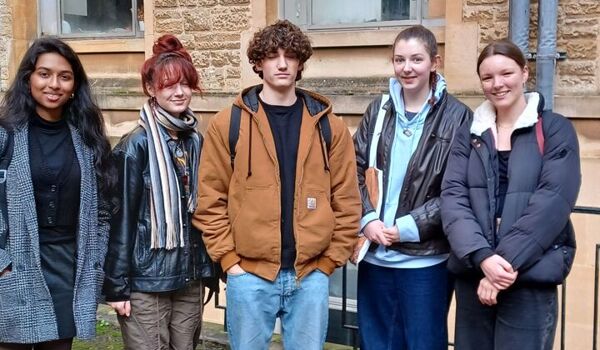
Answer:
[{"left": 340, "top": 205, "right": 600, "bottom": 350}]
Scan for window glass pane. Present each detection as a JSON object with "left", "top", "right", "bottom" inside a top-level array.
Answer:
[
  {"left": 60, "top": 0, "right": 138, "bottom": 36},
  {"left": 311, "top": 0, "right": 415, "bottom": 26}
]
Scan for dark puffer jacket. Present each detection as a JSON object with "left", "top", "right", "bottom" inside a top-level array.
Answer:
[
  {"left": 353, "top": 91, "right": 472, "bottom": 256},
  {"left": 441, "top": 93, "right": 581, "bottom": 284},
  {"left": 103, "top": 126, "right": 218, "bottom": 302}
]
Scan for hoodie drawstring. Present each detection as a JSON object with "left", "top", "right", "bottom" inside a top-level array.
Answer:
[{"left": 247, "top": 114, "right": 253, "bottom": 178}]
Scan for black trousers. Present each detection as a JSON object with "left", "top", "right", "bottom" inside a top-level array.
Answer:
[
  {"left": 454, "top": 278, "right": 557, "bottom": 350},
  {"left": 0, "top": 338, "right": 72, "bottom": 350}
]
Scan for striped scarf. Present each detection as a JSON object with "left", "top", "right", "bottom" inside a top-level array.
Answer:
[{"left": 139, "top": 99, "right": 200, "bottom": 249}]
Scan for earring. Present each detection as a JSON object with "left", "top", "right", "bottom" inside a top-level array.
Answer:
[{"left": 70, "top": 93, "right": 74, "bottom": 99}]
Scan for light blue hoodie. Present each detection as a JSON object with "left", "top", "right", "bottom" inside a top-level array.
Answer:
[{"left": 362, "top": 74, "right": 449, "bottom": 268}]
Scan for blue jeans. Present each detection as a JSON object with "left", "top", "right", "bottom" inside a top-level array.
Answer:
[
  {"left": 454, "top": 278, "right": 557, "bottom": 350},
  {"left": 357, "top": 261, "right": 450, "bottom": 350},
  {"left": 225, "top": 269, "right": 329, "bottom": 350}
]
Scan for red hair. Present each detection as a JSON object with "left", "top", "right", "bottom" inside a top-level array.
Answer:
[{"left": 141, "top": 34, "right": 201, "bottom": 96}]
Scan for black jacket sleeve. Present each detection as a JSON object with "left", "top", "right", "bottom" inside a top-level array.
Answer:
[
  {"left": 441, "top": 122, "right": 492, "bottom": 265},
  {"left": 410, "top": 99, "right": 473, "bottom": 243},
  {"left": 103, "top": 143, "right": 144, "bottom": 302}
]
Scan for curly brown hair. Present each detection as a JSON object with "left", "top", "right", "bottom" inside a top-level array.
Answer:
[{"left": 247, "top": 20, "right": 313, "bottom": 81}]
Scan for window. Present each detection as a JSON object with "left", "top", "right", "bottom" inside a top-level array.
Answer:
[
  {"left": 281, "top": 0, "right": 444, "bottom": 30},
  {"left": 39, "top": 0, "right": 144, "bottom": 38}
]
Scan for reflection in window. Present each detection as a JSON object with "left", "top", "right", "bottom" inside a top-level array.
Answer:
[
  {"left": 40, "top": 0, "right": 144, "bottom": 37},
  {"left": 290, "top": 0, "right": 416, "bottom": 27}
]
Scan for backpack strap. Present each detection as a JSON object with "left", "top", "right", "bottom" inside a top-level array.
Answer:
[
  {"left": 535, "top": 115, "right": 544, "bottom": 156},
  {"left": 229, "top": 104, "right": 242, "bottom": 169},
  {"left": 228, "top": 104, "right": 333, "bottom": 168},
  {"left": 318, "top": 116, "right": 331, "bottom": 154},
  {"left": 0, "top": 131, "right": 14, "bottom": 250}
]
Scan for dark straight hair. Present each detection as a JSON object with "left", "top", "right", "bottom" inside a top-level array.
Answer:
[{"left": 0, "top": 36, "right": 116, "bottom": 197}]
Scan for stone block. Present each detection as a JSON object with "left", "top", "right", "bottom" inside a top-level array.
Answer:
[
  {"left": 562, "top": 2, "right": 600, "bottom": 16},
  {"left": 559, "top": 61, "right": 596, "bottom": 76},
  {"left": 211, "top": 8, "right": 249, "bottom": 31},
  {"left": 155, "top": 19, "right": 185, "bottom": 34},
  {"left": 154, "top": 9, "right": 183, "bottom": 20},
  {"left": 564, "top": 40, "right": 597, "bottom": 60},
  {"left": 225, "top": 66, "right": 241, "bottom": 79},
  {"left": 463, "top": 8, "right": 494, "bottom": 22},
  {"left": 192, "top": 51, "right": 211, "bottom": 68},
  {"left": 210, "top": 50, "right": 240, "bottom": 67},
  {"left": 219, "top": 0, "right": 250, "bottom": 4},
  {"left": 564, "top": 17, "right": 599, "bottom": 28},
  {"left": 183, "top": 12, "right": 211, "bottom": 32},
  {"left": 562, "top": 25, "right": 597, "bottom": 40},
  {"left": 558, "top": 76, "right": 596, "bottom": 92}
]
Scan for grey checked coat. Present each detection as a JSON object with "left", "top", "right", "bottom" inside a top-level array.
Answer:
[{"left": 0, "top": 123, "right": 110, "bottom": 343}]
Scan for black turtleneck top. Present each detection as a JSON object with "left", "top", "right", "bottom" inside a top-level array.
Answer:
[{"left": 29, "top": 114, "right": 81, "bottom": 339}]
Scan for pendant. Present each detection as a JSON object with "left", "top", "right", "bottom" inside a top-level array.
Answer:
[{"left": 403, "top": 129, "right": 413, "bottom": 137}]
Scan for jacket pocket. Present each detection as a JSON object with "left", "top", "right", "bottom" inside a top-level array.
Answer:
[
  {"left": 517, "top": 244, "right": 575, "bottom": 285},
  {"left": 231, "top": 185, "right": 278, "bottom": 260},
  {"left": 133, "top": 224, "right": 153, "bottom": 271},
  {"left": 296, "top": 187, "right": 335, "bottom": 260},
  {"left": 0, "top": 269, "right": 17, "bottom": 309}
]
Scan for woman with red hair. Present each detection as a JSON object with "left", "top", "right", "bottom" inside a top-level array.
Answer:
[{"left": 103, "top": 34, "right": 218, "bottom": 349}]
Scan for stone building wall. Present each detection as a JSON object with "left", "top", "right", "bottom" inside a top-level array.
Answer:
[
  {"left": 0, "top": 0, "right": 11, "bottom": 91},
  {"left": 463, "top": 0, "right": 600, "bottom": 94},
  {"left": 153, "top": 0, "right": 251, "bottom": 93}
]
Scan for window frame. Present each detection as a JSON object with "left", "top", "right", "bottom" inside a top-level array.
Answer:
[
  {"left": 38, "top": 0, "right": 144, "bottom": 39},
  {"left": 280, "top": 0, "right": 428, "bottom": 31}
]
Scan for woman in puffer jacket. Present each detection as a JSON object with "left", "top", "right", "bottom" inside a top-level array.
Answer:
[{"left": 441, "top": 39, "right": 581, "bottom": 350}]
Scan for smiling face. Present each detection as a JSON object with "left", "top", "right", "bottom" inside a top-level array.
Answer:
[
  {"left": 478, "top": 54, "right": 529, "bottom": 115},
  {"left": 392, "top": 38, "right": 438, "bottom": 98},
  {"left": 148, "top": 79, "right": 192, "bottom": 117},
  {"left": 29, "top": 52, "right": 75, "bottom": 122},
  {"left": 255, "top": 48, "right": 302, "bottom": 94}
]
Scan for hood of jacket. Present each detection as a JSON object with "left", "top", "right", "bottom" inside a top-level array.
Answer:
[
  {"left": 234, "top": 84, "right": 332, "bottom": 119},
  {"left": 471, "top": 92, "right": 542, "bottom": 137}
]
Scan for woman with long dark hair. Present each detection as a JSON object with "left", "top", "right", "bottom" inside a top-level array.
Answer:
[
  {"left": 0, "top": 37, "right": 115, "bottom": 349},
  {"left": 441, "top": 39, "right": 581, "bottom": 349},
  {"left": 103, "top": 34, "right": 218, "bottom": 349}
]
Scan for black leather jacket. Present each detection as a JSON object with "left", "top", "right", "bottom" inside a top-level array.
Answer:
[
  {"left": 103, "top": 126, "right": 217, "bottom": 302},
  {"left": 354, "top": 91, "right": 472, "bottom": 256}
]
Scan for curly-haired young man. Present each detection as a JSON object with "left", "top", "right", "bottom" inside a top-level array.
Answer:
[{"left": 193, "top": 20, "right": 361, "bottom": 349}]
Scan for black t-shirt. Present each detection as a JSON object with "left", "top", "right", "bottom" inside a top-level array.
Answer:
[
  {"left": 260, "top": 96, "right": 303, "bottom": 269},
  {"left": 496, "top": 150, "right": 511, "bottom": 219}
]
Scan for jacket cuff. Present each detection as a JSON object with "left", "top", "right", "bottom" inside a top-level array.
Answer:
[
  {"left": 317, "top": 256, "right": 337, "bottom": 276},
  {"left": 104, "top": 295, "right": 130, "bottom": 303},
  {"left": 470, "top": 248, "right": 495, "bottom": 268},
  {"left": 220, "top": 250, "right": 241, "bottom": 273},
  {"left": 395, "top": 214, "right": 420, "bottom": 243},
  {"left": 360, "top": 212, "right": 379, "bottom": 231},
  {"left": 0, "top": 249, "right": 11, "bottom": 272}
]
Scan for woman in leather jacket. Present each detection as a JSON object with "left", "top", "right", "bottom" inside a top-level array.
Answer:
[
  {"left": 441, "top": 39, "right": 580, "bottom": 349},
  {"left": 103, "top": 34, "right": 217, "bottom": 349},
  {"left": 354, "top": 25, "right": 471, "bottom": 350}
]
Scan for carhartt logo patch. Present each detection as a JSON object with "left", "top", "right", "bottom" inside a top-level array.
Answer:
[{"left": 307, "top": 197, "right": 317, "bottom": 210}]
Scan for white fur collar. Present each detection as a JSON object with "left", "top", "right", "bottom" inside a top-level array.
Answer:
[{"left": 471, "top": 92, "right": 540, "bottom": 136}]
